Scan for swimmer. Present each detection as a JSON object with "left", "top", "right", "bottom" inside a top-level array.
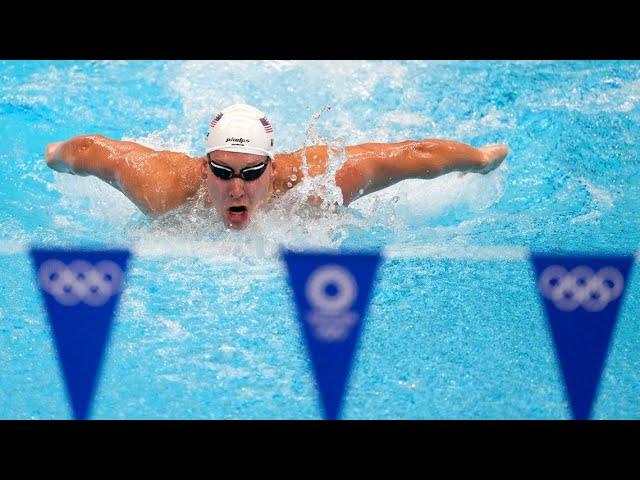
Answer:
[{"left": 45, "top": 103, "right": 509, "bottom": 229}]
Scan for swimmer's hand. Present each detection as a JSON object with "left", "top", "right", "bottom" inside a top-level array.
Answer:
[
  {"left": 476, "top": 144, "right": 509, "bottom": 174},
  {"left": 45, "top": 141, "right": 74, "bottom": 174}
]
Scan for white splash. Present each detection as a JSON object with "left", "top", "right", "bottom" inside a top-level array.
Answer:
[{"left": 571, "top": 177, "right": 615, "bottom": 225}]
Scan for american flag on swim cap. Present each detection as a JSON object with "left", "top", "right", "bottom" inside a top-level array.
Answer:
[
  {"left": 259, "top": 116, "right": 273, "bottom": 133},
  {"left": 210, "top": 112, "right": 223, "bottom": 128}
]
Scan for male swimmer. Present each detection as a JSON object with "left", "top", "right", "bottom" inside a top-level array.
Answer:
[{"left": 45, "top": 103, "right": 509, "bottom": 229}]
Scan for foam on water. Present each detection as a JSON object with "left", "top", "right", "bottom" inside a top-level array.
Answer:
[
  {"left": 81, "top": 60, "right": 506, "bottom": 259},
  {"left": 5, "top": 60, "right": 636, "bottom": 259}
]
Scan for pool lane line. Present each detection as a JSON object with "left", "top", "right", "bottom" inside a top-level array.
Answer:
[
  {"left": 0, "top": 241, "right": 530, "bottom": 260},
  {"left": 2, "top": 241, "right": 638, "bottom": 261},
  {"left": 383, "top": 245, "right": 530, "bottom": 261}
]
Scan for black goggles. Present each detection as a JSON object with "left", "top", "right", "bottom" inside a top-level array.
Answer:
[{"left": 207, "top": 156, "right": 269, "bottom": 182}]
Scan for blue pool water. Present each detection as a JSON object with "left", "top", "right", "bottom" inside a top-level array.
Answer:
[{"left": 1, "top": 60, "right": 639, "bottom": 419}]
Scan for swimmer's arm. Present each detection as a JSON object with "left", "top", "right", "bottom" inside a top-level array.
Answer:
[
  {"left": 276, "top": 140, "right": 508, "bottom": 206},
  {"left": 45, "top": 135, "right": 202, "bottom": 216}
]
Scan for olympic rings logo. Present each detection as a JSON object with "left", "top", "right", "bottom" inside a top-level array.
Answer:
[
  {"left": 305, "top": 265, "right": 359, "bottom": 341},
  {"left": 38, "top": 259, "right": 124, "bottom": 307},
  {"left": 538, "top": 265, "right": 624, "bottom": 312}
]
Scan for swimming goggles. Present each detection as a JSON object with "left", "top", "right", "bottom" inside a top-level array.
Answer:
[{"left": 207, "top": 157, "right": 269, "bottom": 181}]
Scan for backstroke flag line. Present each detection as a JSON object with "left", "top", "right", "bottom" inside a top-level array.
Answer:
[
  {"left": 531, "top": 254, "right": 634, "bottom": 420},
  {"left": 283, "top": 251, "right": 381, "bottom": 420},
  {"left": 30, "top": 248, "right": 131, "bottom": 420}
]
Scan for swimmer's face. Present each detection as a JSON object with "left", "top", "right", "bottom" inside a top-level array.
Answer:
[{"left": 202, "top": 151, "right": 275, "bottom": 229}]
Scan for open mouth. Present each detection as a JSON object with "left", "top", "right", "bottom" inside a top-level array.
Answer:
[{"left": 226, "top": 205, "right": 249, "bottom": 224}]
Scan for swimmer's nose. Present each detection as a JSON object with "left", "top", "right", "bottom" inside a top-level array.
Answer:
[{"left": 228, "top": 178, "right": 245, "bottom": 199}]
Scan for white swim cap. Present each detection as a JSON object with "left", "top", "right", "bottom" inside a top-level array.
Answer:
[{"left": 205, "top": 103, "right": 275, "bottom": 160}]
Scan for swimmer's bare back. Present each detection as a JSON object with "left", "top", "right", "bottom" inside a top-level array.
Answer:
[{"left": 45, "top": 135, "right": 509, "bottom": 216}]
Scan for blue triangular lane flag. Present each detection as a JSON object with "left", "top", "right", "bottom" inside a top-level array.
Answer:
[
  {"left": 30, "top": 248, "right": 131, "bottom": 420},
  {"left": 283, "top": 251, "right": 381, "bottom": 420},
  {"left": 530, "top": 254, "right": 634, "bottom": 419}
]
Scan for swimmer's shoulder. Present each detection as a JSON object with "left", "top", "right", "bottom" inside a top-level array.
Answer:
[
  {"left": 105, "top": 140, "right": 204, "bottom": 215},
  {"left": 272, "top": 147, "right": 328, "bottom": 195},
  {"left": 128, "top": 152, "right": 204, "bottom": 207},
  {"left": 273, "top": 152, "right": 301, "bottom": 195}
]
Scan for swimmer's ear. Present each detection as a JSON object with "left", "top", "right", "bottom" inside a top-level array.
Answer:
[{"left": 200, "top": 156, "right": 208, "bottom": 179}]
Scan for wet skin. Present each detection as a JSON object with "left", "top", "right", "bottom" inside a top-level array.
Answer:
[{"left": 45, "top": 135, "right": 509, "bottom": 228}]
